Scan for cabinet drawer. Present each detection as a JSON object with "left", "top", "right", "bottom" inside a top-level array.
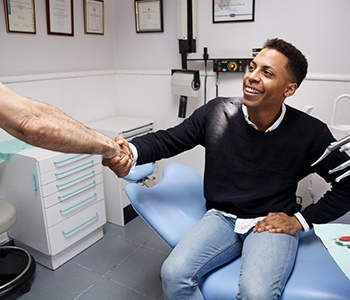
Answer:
[
  {"left": 41, "top": 167, "right": 102, "bottom": 198},
  {"left": 39, "top": 156, "right": 101, "bottom": 186},
  {"left": 45, "top": 183, "right": 104, "bottom": 227},
  {"left": 48, "top": 200, "right": 106, "bottom": 256},
  {"left": 43, "top": 173, "right": 103, "bottom": 208},
  {"left": 37, "top": 153, "right": 93, "bottom": 174}
]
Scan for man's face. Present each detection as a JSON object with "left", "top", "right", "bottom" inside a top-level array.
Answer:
[{"left": 242, "top": 48, "right": 296, "bottom": 112}]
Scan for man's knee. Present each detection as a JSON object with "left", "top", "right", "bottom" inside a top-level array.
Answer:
[
  {"left": 161, "top": 255, "right": 187, "bottom": 284},
  {"left": 160, "top": 258, "right": 173, "bottom": 283},
  {"left": 238, "top": 281, "right": 282, "bottom": 300},
  {"left": 238, "top": 275, "right": 284, "bottom": 300}
]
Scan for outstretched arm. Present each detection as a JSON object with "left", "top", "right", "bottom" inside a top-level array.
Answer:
[{"left": 0, "top": 83, "right": 120, "bottom": 159}]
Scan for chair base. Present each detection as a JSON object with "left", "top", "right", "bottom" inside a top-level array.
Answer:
[{"left": 0, "top": 246, "right": 36, "bottom": 299}]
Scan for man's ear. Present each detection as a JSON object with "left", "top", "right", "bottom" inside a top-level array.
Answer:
[{"left": 284, "top": 82, "right": 298, "bottom": 98}]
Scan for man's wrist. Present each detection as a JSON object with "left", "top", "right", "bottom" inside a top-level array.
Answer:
[
  {"left": 102, "top": 138, "right": 120, "bottom": 159},
  {"left": 129, "top": 143, "right": 138, "bottom": 165},
  {"left": 294, "top": 212, "right": 310, "bottom": 232}
]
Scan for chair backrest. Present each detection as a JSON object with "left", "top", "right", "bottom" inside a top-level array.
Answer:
[{"left": 125, "top": 163, "right": 206, "bottom": 248}]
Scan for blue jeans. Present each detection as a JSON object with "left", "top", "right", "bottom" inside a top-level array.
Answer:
[{"left": 161, "top": 210, "right": 299, "bottom": 300}]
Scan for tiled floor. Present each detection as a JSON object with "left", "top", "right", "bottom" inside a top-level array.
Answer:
[{"left": 10, "top": 217, "right": 172, "bottom": 300}]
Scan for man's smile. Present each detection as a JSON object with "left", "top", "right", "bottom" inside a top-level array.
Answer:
[{"left": 244, "top": 85, "right": 263, "bottom": 94}]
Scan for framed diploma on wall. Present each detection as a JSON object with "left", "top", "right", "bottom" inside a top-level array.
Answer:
[
  {"left": 84, "top": 0, "right": 104, "bottom": 35},
  {"left": 46, "top": 0, "right": 74, "bottom": 36},
  {"left": 135, "top": 0, "right": 163, "bottom": 33},
  {"left": 3, "top": 0, "right": 36, "bottom": 33},
  {"left": 213, "top": 0, "right": 255, "bottom": 23}
]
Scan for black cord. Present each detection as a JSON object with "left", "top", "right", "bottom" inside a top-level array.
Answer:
[
  {"left": 204, "top": 61, "right": 208, "bottom": 104},
  {"left": 216, "top": 72, "right": 219, "bottom": 97},
  {"left": 203, "top": 47, "right": 209, "bottom": 104}
]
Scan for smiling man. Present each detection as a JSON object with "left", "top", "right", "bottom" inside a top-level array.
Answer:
[{"left": 104, "top": 38, "right": 350, "bottom": 299}]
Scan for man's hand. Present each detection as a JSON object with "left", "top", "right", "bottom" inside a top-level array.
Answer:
[
  {"left": 253, "top": 212, "right": 302, "bottom": 235},
  {"left": 116, "top": 136, "right": 133, "bottom": 160},
  {"left": 102, "top": 136, "right": 133, "bottom": 177}
]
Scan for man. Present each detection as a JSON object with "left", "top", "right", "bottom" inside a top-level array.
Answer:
[
  {"left": 0, "top": 82, "right": 132, "bottom": 166},
  {"left": 104, "top": 39, "right": 350, "bottom": 299}
]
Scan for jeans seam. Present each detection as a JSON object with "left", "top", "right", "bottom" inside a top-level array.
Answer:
[
  {"left": 271, "top": 234, "right": 298, "bottom": 299},
  {"left": 190, "top": 231, "right": 240, "bottom": 288}
]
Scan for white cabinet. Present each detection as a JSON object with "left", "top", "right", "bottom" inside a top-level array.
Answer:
[
  {"left": 0, "top": 147, "right": 106, "bottom": 270},
  {"left": 86, "top": 116, "right": 157, "bottom": 226}
]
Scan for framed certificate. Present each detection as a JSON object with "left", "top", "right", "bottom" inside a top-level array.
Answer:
[
  {"left": 84, "top": 0, "right": 104, "bottom": 35},
  {"left": 3, "top": 0, "right": 36, "bottom": 33},
  {"left": 46, "top": 0, "right": 74, "bottom": 36},
  {"left": 135, "top": 0, "right": 163, "bottom": 33},
  {"left": 213, "top": 0, "right": 255, "bottom": 23}
]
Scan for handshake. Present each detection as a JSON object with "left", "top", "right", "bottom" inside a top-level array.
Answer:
[{"left": 102, "top": 136, "right": 134, "bottom": 178}]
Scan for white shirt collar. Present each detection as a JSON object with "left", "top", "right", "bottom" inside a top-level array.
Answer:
[{"left": 242, "top": 103, "right": 286, "bottom": 132}]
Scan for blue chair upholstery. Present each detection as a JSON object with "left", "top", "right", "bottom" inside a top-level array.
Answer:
[
  {"left": 125, "top": 162, "right": 206, "bottom": 248},
  {"left": 125, "top": 162, "right": 350, "bottom": 299},
  {"left": 123, "top": 162, "right": 154, "bottom": 182}
]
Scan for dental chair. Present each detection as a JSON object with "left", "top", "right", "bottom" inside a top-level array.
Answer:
[
  {"left": 0, "top": 200, "right": 36, "bottom": 298},
  {"left": 125, "top": 162, "right": 350, "bottom": 299}
]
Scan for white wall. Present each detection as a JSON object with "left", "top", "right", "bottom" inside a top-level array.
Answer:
[
  {"left": 0, "top": 1, "right": 117, "bottom": 76},
  {"left": 114, "top": 0, "right": 350, "bottom": 74},
  {"left": 2, "top": 0, "right": 350, "bottom": 75}
]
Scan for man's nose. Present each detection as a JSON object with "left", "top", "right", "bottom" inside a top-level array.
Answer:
[{"left": 246, "top": 70, "right": 260, "bottom": 83}]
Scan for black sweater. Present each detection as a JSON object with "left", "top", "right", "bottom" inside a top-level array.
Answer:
[{"left": 131, "top": 97, "right": 350, "bottom": 228}]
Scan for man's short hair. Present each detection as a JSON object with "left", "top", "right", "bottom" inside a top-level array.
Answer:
[{"left": 263, "top": 38, "right": 308, "bottom": 87}]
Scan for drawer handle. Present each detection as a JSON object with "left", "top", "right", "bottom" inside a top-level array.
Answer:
[
  {"left": 58, "top": 180, "right": 96, "bottom": 201},
  {"left": 59, "top": 193, "right": 97, "bottom": 213},
  {"left": 55, "top": 160, "right": 95, "bottom": 178},
  {"left": 62, "top": 212, "right": 99, "bottom": 236},
  {"left": 32, "top": 172, "right": 39, "bottom": 191},
  {"left": 56, "top": 170, "right": 95, "bottom": 189},
  {"left": 54, "top": 154, "right": 85, "bottom": 166}
]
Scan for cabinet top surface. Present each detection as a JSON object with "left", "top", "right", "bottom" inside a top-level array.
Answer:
[{"left": 85, "top": 116, "right": 154, "bottom": 133}]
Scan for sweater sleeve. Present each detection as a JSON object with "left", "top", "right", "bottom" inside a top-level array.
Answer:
[
  {"left": 301, "top": 127, "right": 350, "bottom": 227},
  {"left": 301, "top": 175, "right": 350, "bottom": 227},
  {"left": 131, "top": 103, "right": 207, "bottom": 165}
]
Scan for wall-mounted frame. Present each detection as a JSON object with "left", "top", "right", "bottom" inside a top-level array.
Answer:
[
  {"left": 135, "top": 0, "right": 163, "bottom": 33},
  {"left": 46, "top": 0, "right": 74, "bottom": 36},
  {"left": 213, "top": 0, "right": 255, "bottom": 23},
  {"left": 84, "top": 0, "right": 104, "bottom": 35},
  {"left": 3, "top": 0, "right": 36, "bottom": 34}
]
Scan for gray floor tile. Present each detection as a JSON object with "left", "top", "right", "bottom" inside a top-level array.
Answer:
[
  {"left": 76, "top": 277, "right": 154, "bottom": 300},
  {"left": 71, "top": 233, "right": 140, "bottom": 275},
  {"left": 142, "top": 234, "right": 171, "bottom": 255},
  {"left": 14, "top": 261, "right": 102, "bottom": 300},
  {"left": 104, "top": 218, "right": 158, "bottom": 245},
  {"left": 106, "top": 218, "right": 172, "bottom": 255},
  {"left": 106, "top": 246, "right": 167, "bottom": 299}
]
